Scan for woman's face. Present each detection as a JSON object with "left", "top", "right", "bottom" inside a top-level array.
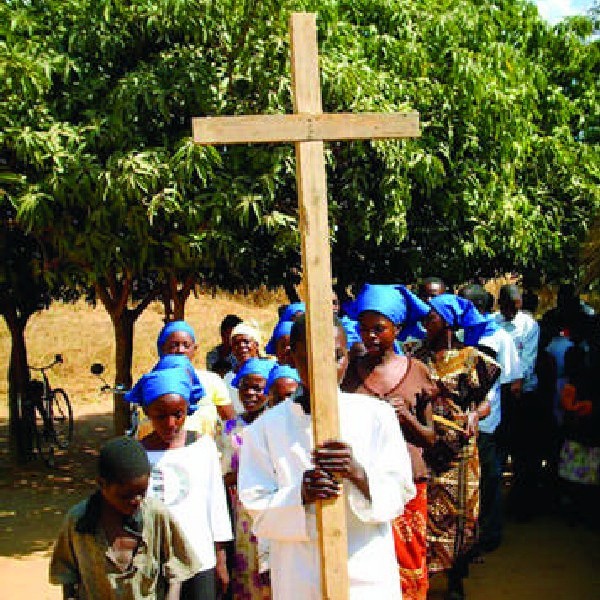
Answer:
[
  {"left": 145, "top": 394, "right": 187, "bottom": 444},
  {"left": 358, "top": 310, "right": 399, "bottom": 355},
  {"left": 275, "top": 335, "right": 292, "bottom": 366},
  {"left": 238, "top": 374, "right": 268, "bottom": 414},
  {"left": 161, "top": 331, "right": 196, "bottom": 360},
  {"left": 231, "top": 334, "right": 259, "bottom": 364},
  {"left": 269, "top": 377, "right": 299, "bottom": 406},
  {"left": 423, "top": 309, "right": 447, "bottom": 341}
]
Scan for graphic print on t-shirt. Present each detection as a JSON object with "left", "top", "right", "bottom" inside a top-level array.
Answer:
[{"left": 150, "top": 463, "right": 191, "bottom": 507}]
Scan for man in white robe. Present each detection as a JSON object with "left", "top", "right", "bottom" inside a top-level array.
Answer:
[{"left": 238, "top": 316, "right": 415, "bottom": 600}]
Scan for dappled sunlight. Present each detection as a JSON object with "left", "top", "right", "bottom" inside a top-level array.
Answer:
[{"left": 0, "top": 409, "right": 112, "bottom": 558}]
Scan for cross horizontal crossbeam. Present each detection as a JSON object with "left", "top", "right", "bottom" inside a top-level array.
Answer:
[{"left": 193, "top": 112, "right": 420, "bottom": 145}]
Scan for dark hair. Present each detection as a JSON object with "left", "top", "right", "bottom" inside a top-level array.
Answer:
[
  {"left": 459, "top": 284, "right": 488, "bottom": 313},
  {"left": 499, "top": 284, "right": 521, "bottom": 303},
  {"left": 421, "top": 276, "right": 445, "bottom": 288},
  {"left": 220, "top": 314, "right": 242, "bottom": 335},
  {"left": 212, "top": 358, "right": 232, "bottom": 375},
  {"left": 76, "top": 437, "right": 149, "bottom": 534},
  {"left": 98, "top": 436, "right": 151, "bottom": 484},
  {"left": 522, "top": 290, "right": 539, "bottom": 313},
  {"left": 290, "top": 314, "right": 346, "bottom": 351}
]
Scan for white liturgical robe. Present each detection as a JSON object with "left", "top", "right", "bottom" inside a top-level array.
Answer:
[{"left": 238, "top": 391, "right": 416, "bottom": 600}]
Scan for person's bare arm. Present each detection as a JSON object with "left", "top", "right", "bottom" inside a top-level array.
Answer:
[
  {"left": 215, "top": 542, "right": 230, "bottom": 595},
  {"left": 165, "top": 581, "right": 182, "bottom": 600},
  {"left": 217, "top": 404, "right": 236, "bottom": 421},
  {"left": 389, "top": 395, "right": 436, "bottom": 447}
]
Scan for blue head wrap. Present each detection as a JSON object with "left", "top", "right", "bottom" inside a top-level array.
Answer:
[
  {"left": 156, "top": 321, "right": 196, "bottom": 357},
  {"left": 398, "top": 322, "right": 426, "bottom": 342},
  {"left": 339, "top": 315, "right": 362, "bottom": 349},
  {"left": 265, "top": 320, "right": 294, "bottom": 355},
  {"left": 124, "top": 365, "right": 205, "bottom": 415},
  {"left": 280, "top": 302, "right": 306, "bottom": 322},
  {"left": 428, "top": 294, "right": 487, "bottom": 331},
  {"left": 231, "top": 358, "right": 277, "bottom": 389},
  {"left": 150, "top": 354, "right": 205, "bottom": 402},
  {"left": 463, "top": 313, "right": 500, "bottom": 347},
  {"left": 264, "top": 364, "right": 301, "bottom": 394},
  {"left": 347, "top": 284, "right": 430, "bottom": 328}
]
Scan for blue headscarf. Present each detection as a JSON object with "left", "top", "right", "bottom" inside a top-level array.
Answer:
[
  {"left": 264, "top": 364, "right": 301, "bottom": 394},
  {"left": 280, "top": 302, "right": 306, "bottom": 322},
  {"left": 151, "top": 354, "right": 206, "bottom": 400},
  {"left": 398, "top": 322, "right": 426, "bottom": 342},
  {"left": 463, "top": 313, "right": 500, "bottom": 347},
  {"left": 124, "top": 364, "right": 205, "bottom": 415},
  {"left": 428, "top": 294, "right": 487, "bottom": 332},
  {"left": 339, "top": 314, "right": 362, "bottom": 349},
  {"left": 156, "top": 321, "right": 196, "bottom": 357},
  {"left": 265, "top": 320, "right": 294, "bottom": 355},
  {"left": 231, "top": 358, "right": 277, "bottom": 389},
  {"left": 347, "top": 284, "right": 430, "bottom": 328}
]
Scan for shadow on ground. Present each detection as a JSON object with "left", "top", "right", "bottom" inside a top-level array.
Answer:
[{"left": 0, "top": 410, "right": 113, "bottom": 557}]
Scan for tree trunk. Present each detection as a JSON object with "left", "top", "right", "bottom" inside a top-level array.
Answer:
[
  {"left": 95, "top": 275, "right": 157, "bottom": 435},
  {"left": 160, "top": 274, "right": 195, "bottom": 322},
  {"left": 3, "top": 308, "right": 32, "bottom": 460},
  {"left": 112, "top": 311, "right": 135, "bottom": 435}
]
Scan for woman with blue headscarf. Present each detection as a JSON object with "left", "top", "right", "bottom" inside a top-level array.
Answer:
[
  {"left": 415, "top": 294, "right": 501, "bottom": 600},
  {"left": 156, "top": 320, "right": 236, "bottom": 434},
  {"left": 265, "top": 319, "right": 294, "bottom": 366},
  {"left": 219, "top": 358, "right": 275, "bottom": 600},
  {"left": 128, "top": 366, "right": 233, "bottom": 599},
  {"left": 264, "top": 364, "right": 301, "bottom": 406},
  {"left": 341, "top": 283, "right": 437, "bottom": 600}
]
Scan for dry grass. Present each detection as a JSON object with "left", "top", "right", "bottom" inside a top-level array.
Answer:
[
  {"left": 0, "top": 279, "right": 595, "bottom": 411},
  {"left": 0, "top": 288, "right": 286, "bottom": 408}
]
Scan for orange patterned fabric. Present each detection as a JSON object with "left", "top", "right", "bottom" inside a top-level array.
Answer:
[
  {"left": 393, "top": 482, "right": 428, "bottom": 600},
  {"left": 426, "top": 438, "right": 480, "bottom": 573}
]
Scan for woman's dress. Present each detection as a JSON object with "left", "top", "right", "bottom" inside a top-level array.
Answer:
[{"left": 414, "top": 346, "right": 500, "bottom": 574}]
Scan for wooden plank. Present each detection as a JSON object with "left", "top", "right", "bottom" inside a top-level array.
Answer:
[
  {"left": 192, "top": 112, "right": 420, "bottom": 144},
  {"left": 290, "top": 12, "right": 350, "bottom": 600}
]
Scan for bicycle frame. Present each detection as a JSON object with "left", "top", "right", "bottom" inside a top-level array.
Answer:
[{"left": 28, "top": 356, "right": 62, "bottom": 421}]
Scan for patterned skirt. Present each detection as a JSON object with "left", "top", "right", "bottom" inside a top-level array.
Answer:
[
  {"left": 427, "top": 437, "right": 480, "bottom": 574},
  {"left": 231, "top": 496, "right": 272, "bottom": 600},
  {"left": 392, "top": 482, "right": 428, "bottom": 600}
]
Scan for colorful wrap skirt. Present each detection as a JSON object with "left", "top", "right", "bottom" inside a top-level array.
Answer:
[
  {"left": 426, "top": 437, "right": 480, "bottom": 574},
  {"left": 393, "top": 481, "right": 428, "bottom": 600}
]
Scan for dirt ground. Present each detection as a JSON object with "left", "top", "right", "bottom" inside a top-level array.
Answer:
[{"left": 1, "top": 400, "right": 599, "bottom": 599}]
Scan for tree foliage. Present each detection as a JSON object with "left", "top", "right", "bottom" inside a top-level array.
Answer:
[{"left": 1, "top": 0, "right": 599, "bottom": 432}]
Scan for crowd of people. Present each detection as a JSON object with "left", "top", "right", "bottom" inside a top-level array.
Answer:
[{"left": 49, "top": 279, "right": 600, "bottom": 600}]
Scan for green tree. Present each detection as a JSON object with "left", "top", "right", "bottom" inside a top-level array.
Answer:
[{"left": 2, "top": 0, "right": 599, "bottom": 438}]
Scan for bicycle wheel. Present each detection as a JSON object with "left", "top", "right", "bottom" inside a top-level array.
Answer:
[
  {"left": 51, "top": 388, "right": 73, "bottom": 449},
  {"left": 33, "top": 404, "right": 55, "bottom": 467}
]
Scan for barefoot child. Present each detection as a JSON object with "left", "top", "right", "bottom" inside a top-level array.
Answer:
[
  {"left": 238, "top": 316, "right": 415, "bottom": 600},
  {"left": 127, "top": 365, "right": 233, "bottom": 599},
  {"left": 50, "top": 436, "right": 202, "bottom": 599}
]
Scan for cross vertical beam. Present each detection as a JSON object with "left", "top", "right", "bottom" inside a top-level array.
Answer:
[
  {"left": 192, "top": 12, "right": 421, "bottom": 599},
  {"left": 290, "top": 13, "right": 349, "bottom": 600}
]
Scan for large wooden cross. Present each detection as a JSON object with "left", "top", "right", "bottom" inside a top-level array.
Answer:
[{"left": 193, "top": 12, "right": 419, "bottom": 599}]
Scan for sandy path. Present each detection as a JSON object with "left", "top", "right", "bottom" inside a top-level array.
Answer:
[{"left": 1, "top": 399, "right": 599, "bottom": 599}]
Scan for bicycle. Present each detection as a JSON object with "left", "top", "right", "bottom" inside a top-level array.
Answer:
[
  {"left": 25, "top": 354, "right": 73, "bottom": 467},
  {"left": 90, "top": 363, "right": 138, "bottom": 437}
]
